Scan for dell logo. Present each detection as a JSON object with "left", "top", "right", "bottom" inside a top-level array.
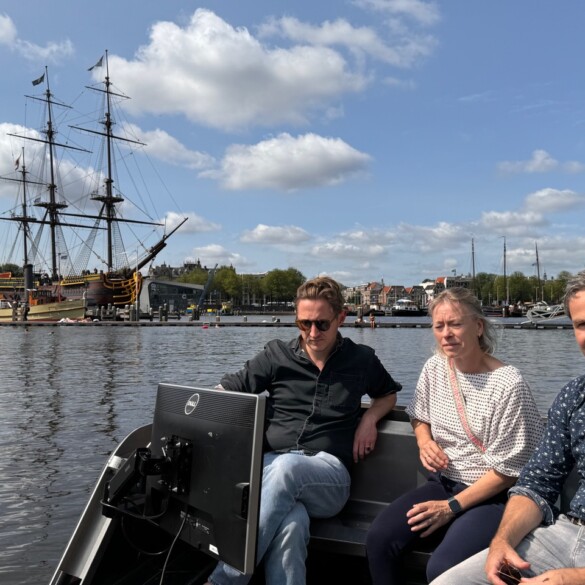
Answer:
[{"left": 185, "top": 393, "right": 200, "bottom": 415}]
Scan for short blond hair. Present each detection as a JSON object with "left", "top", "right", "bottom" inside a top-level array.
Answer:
[{"left": 295, "top": 276, "right": 344, "bottom": 315}]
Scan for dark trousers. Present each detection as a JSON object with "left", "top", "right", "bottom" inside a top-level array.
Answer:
[{"left": 365, "top": 473, "right": 506, "bottom": 584}]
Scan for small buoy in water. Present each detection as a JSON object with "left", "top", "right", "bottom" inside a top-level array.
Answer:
[{"left": 202, "top": 324, "right": 209, "bottom": 329}]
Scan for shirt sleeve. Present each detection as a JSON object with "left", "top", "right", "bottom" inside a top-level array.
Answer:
[
  {"left": 406, "top": 357, "right": 434, "bottom": 423},
  {"left": 220, "top": 343, "right": 275, "bottom": 393},
  {"left": 482, "top": 373, "right": 545, "bottom": 477},
  {"left": 510, "top": 383, "right": 578, "bottom": 518}
]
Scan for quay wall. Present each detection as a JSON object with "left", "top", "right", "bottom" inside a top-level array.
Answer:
[{"left": 0, "top": 320, "right": 573, "bottom": 330}]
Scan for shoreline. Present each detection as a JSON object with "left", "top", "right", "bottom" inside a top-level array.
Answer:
[{"left": 0, "top": 319, "right": 573, "bottom": 329}]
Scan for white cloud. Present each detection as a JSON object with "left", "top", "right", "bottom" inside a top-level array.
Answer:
[
  {"left": 353, "top": 0, "right": 441, "bottom": 26},
  {"left": 163, "top": 211, "right": 220, "bottom": 234},
  {"left": 189, "top": 244, "right": 250, "bottom": 267},
  {"left": 0, "top": 14, "right": 73, "bottom": 62},
  {"left": 497, "top": 149, "right": 584, "bottom": 175},
  {"left": 479, "top": 210, "right": 547, "bottom": 237},
  {"left": 258, "top": 16, "right": 436, "bottom": 68},
  {"left": 523, "top": 188, "right": 585, "bottom": 214},
  {"left": 562, "top": 160, "right": 585, "bottom": 173},
  {"left": 311, "top": 240, "right": 386, "bottom": 259},
  {"left": 0, "top": 14, "right": 17, "bottom": 45},
  {"left": 105, "top": 9, "right": 367, "bottom": 131},
  {"left": 241, "top": 224, "right": 311, "bottom": 244},
  {"left": 123, "top": 123, "right": 215, "bottom": 170},
  {"left": 394, "top": 221, "right": 466, "bottom": 252},
  {"left": 0, "top": 123, "right": 91, "bottom": 204},
  {"left": 201, "top": 133, "right": 371, "bottom": 191}
]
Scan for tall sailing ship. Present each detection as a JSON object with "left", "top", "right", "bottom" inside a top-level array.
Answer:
[{"left": 0, "top": 52, "right": 187, "bottom": 319}]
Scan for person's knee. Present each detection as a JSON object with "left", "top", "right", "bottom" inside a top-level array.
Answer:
[
  {"left": 366, "top": 516, "right": 398, "bottom": 560},
  {"left": 263, "top": 454, "right": 299, "bottom": 490},
  {"left": 426, "top": 552, "right": 453, "bottom": 583}
]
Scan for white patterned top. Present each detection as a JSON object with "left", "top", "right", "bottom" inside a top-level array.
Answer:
[{"left": 406, "top": 354, "right": 544, "bottom": 485}]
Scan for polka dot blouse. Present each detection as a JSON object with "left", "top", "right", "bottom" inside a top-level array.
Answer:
[{"left": 406, "top": 354, "right": 545, "bottom": 485}]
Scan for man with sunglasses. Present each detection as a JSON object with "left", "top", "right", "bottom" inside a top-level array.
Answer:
[
  {"left": 205, "top": 275, "right": 401, "bottom": 585},
  {"left": 431, "top": 271, "right": 585, "bottom": 585}
]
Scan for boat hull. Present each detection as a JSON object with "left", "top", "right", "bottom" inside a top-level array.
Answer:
[
  {"left": 390, "top": 309, "right": 427, "bottom": 317},
  {"left": 0, "top": 298, "right": 86, "bottom": 322},
  {"left": 0, "top": 272, "right": 142, "bottom": 310}
]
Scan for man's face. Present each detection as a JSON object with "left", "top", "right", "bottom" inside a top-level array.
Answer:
[
  {"left": 296, "top": 299, "right": 344, "bottom": 358},
  {"left": 569, "top": 290, "right": 585, "bottom": 356}
]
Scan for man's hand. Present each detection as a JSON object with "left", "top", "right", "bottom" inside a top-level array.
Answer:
[
  {"left": 353, "top": 415, "right": 378, "bottom": 462},
  {"left": 352, "top": 393, "right": 396, "bottom": 462},
  {"left": 485, "top": 539, "right": 531, "bottom": 585}
]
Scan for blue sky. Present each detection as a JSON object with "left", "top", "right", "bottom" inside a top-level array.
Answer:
[{"left": 1, "top": 1, "right": 584, "bottom": 287}]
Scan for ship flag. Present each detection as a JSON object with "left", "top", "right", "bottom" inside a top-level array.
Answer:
[
  {"left": 31, "top": 73, "right": 45, "bottom": 86},
  {"left": 14, "top": 155, "right": 21, "bottom": 170},
  {"left": 88, "top": 56, "right": 104, "bottom": 71}
]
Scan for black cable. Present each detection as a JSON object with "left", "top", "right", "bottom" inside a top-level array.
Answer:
[
  {"left": 158, "top": 505, "right": 189, "bottom": 585},
  {"left": 100, "top": 495, "right": 170, "bottom": 521}
]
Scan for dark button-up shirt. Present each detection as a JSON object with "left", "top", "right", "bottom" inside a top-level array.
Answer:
[
  {"left": 510, "top": 373, "right": 585, "bottom": 524},
  {"left": 220, "top": 335, "right": 401, "bottom": 469}
]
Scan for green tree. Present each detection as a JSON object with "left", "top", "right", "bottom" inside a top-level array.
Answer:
[
  {"left": 176, "top": 266, "right": 209, "bottom": 285},
  {"left": 509, "top": 271, "right": 531, "bottom": 303},
  {"left": 214, "top": 266, "right": 241, "bottom": 301},
  {"left": 261, "top": 268, "right": 305, "bottom": 303},
  {"left": 0, "top": 263, "right": 23, "bottom": 277}
]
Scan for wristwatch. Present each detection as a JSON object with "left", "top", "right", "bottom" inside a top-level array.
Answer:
[{"left": 447, "top": 497, "right": 463, "bottom": 516}]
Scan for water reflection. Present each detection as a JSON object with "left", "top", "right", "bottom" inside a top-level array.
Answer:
[{"left": 0, "top": 324, "right": 582, "bottom": 584}]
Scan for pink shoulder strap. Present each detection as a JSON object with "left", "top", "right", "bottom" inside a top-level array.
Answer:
[{"left": 448, "top": 358, "right": 486, "bottom": 454}]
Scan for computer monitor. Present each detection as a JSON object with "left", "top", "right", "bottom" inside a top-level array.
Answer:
[{"left": 146, "top": 383, "right": 266, "bottom": 575}]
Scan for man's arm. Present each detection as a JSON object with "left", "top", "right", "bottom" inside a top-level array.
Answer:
[
  {"left": 353, "top": 393, "right": 396, "bottom": 462},
  {"left": 485, "top": 494, "right": 543, "bottom": 585}
]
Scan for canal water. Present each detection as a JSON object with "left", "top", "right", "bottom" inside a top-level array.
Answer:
[{"left": 0, "top": 320, "right": 582, "bottom": 584}]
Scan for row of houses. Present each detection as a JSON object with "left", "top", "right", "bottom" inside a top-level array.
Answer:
[{"left": 343, "top": 274, "right": 473, "bottom": 310}]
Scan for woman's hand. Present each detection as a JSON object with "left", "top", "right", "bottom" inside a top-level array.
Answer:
[
  {"left": 406, "top": 500, "right": 454, "bottom": 537},
  {"left": 418, "top": 439, "right": 449, "bottom": 472}
]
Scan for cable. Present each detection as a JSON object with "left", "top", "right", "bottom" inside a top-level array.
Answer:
[{"left": 158, "top": 505, "right": 189, "bottom": 585}]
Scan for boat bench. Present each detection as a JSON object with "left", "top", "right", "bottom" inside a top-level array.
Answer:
[
  {"left": 308, "top": 409, "right": 433, "bottom": 577},
  {"left": 308, "top": 409, "right": 580, "bottom": 580}
]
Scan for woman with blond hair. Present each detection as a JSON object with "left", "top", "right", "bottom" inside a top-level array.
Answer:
[{"left": 366, "top": 287, "right": 544, "bottom": 584}]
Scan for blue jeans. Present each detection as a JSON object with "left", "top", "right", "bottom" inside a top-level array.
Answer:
[
  {"left": 430, "top": 515, "right": 585, "bottom": 584},
  {"left": 207, "top": 450, "right": 351, "bottom": 585}
]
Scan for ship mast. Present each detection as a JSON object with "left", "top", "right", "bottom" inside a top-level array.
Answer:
[
  {"left": 71, "top": 50, "right": 152, "bottom": 273},
  {"left": 535, "top": 241, "right": 541, "bottom": 302},
  {"left": 7, "top": 69, "right": 90, "bottom": 280},
  {"left": 0, "top": 149, "right": 44, "bottom": 267},
  {"left": 501, "top": 236, "right": 508, "bottom": 305},
  {"left": 471, "top": 237, "right": 476, "bottom": 295}
]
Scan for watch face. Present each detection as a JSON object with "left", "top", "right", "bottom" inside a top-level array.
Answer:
[{"left": 448, "top": 497, "right": 462, "bottom": 514}]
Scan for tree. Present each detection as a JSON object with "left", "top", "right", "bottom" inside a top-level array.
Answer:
[
  {"left": 261, "top": 268, "right": 305, "bottom": 304},
  {"left": 214, "top": 266, "right": 241, "bottom": 302},
  {"left": 176, "top": 266, "right": 208, "bottom": 285},
  {"left": 0, "top": 263, "right": 23, "bottom": 277}
]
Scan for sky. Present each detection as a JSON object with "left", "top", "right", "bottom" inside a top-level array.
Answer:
[{"left": 1, "top": 1, "right": 584, "bottom": 287}]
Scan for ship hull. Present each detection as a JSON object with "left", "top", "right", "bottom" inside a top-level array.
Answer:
[{"left": 0, "top": 298, "right": 86, "bottom": 322}]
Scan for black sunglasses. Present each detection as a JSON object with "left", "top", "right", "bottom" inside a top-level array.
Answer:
[
  {"left": 496, "top": 562, "right": 523, "bottom": 585},
  {"left": 295, "top": 317, "right": 337, "bottom": 332}
]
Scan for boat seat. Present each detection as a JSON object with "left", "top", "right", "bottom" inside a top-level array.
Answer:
[
  {"left": 309, "top": 409, "right": 578, "bottom": 580},
  {"left": 309, "top": 411, "right": 432, "bottom": 575}
]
